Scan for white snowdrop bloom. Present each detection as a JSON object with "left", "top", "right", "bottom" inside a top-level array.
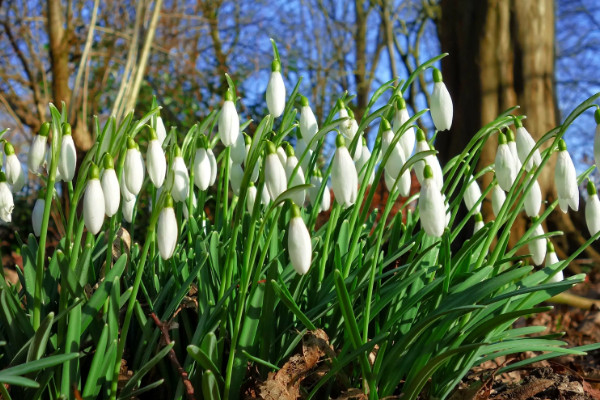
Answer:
[
  {"left": 146, "top": 131, "right": 166, "bottom": 188},
  {"left": 4, "top": 142, "right": 25, "bottom": 192},
  {"left": 594, "top": 109, "right": 600, "bottom": 168},
  {"left": 473, "top": 213, "right": 484, "bottom": 235},
  {"left": 414, "top": 129, "right": 443, "bottom": 189},
  {"left": 219, "top": 90, "right": 240, "bottom": 147},
  {"left": 555, "top": 139, "right": 579, "bottom": 213},
  {"left": 385, "top": 168, "right": 411, "bottom": 197},
  {"left": 350, "top": 134, "right": 363, "bottom": 162},
  {"left": 156, "top": 116, "right": 167, "bottom": 145},
  {"left": 331, "top": 134, "right": 358, "bottom": 208},
  {"left": 506, "top": 129, "right": 522, "bottom": 172},
  {"left": 120, "top": 169, "right": 135, "bottom": 202},
  {"left": 529, "top": 218, "right": 546, "bottom": 266},
  {"left": 392, "top": 97, "right": 415, "bottom": 159},
  {"left": 45, "top": 145, "right": 61, "bottom": 181},
  {"left": 419, "top": 165, "right": 446, "bottom": 237},
  {"left": 277, "top": 145, "right": 288, "bottom": 166},
  {"left": 122, "top": 196, "right": 136, "bottom": 223},
  {"left": 32, "top": 196, "right": 44, "bottom": 237},
  {"left": 266, "top": 60, "right": 286, "bottom": 118},
  {"left": 430, "top": 68, "right": 453, "bottom": 131},
  {"left": 231, "top": 128, "right": 247, "bottom": 164},
  {"left": 491, "top": 181, "right": 506, "bottom": 218},
  {"left": 124, "top": 138, "right": 144, "bottom": 196},
  {"left": 171, "top": 147, "right": 190, "bottom": 203},
  {"left": 321, "top": 181, "right": 331, "bottom": 212},
  {"left": 585, "top": 181, "right": 600, "bottom": 237},
  {"left": 524, "top": 177, "right": 542, "bottom": 217},
  {"left": 101, "top": 154, "right": 120, "bottom": 217},
  {"left": 495, "top": 132, "right": 518, "bottom": 192},
  {"left": 284, "top": 146, "right": 306, "bottom": 206},
  {"left": 299, "top": 95, "right": 318, "bottom": 147},
  {"left": 28, "top": 122, "right": 49, "bottom": 173},
  {"left": 246, "top": 183, "right": 259, "bottom": 214},
  {"left": 355, "top": 137, "right": 375, "bottom": 186},
  {"left": 346, "top": 116, "right": 359, "bottom": 141},
  {"left": 229, "top": 161, "right": 244, "bottom": 196},
  {"left": 0, "top": 172, "right": 13, "bottom": 223},
  {"left": 288, "top": 204, "right": 312, "bottom": 275},
  {"left": 442, "top": 194, "right": 451, "bottom": 227},
  {"left": 265, "top": 141, "right": 288, "bottom": 200},
  {"left": 194, "top": 138, "right": 212, "bottom": 191},
  {"left": 157, "top": 193, "right": 178, "bottom": 260},
  {"left": 381, "top": 118, "right": 405, "bottom": 178},
  {"left": 545, "top": 241, "right": 564, "bottom": 283},
  {"left": 207, "top": 148, "right": 217, "bottom": 186},
  {"left": 58, "top": 123, "right": 76, "bottom": 182},
  {"left": 464, "top": 175, "right": 482, "bottom": 213},
  {"left": 83, "top": 165, "right": 105, "bottom": 235},
  {"left": 514, "top": 119, "right": 541, "bottom": 171}
]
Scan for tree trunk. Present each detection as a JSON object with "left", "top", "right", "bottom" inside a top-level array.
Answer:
[{"left": 437, "top": 0, "right": 600, "bottom": 261}]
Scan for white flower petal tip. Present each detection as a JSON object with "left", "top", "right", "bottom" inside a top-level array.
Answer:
[
  {"left": 0, "top": 174, "right": 14, "bottom": 223},
  {"left": 147, "top": 137, "right": 166, "bottom": 188},
  {"left": 393, "top": 97, "right": 416, "bottom": 160},
  {"left": 284, "top": 151, "right": 306, "bottom": 206},
  {"left": 299, "top": 96, "right": 318, "bottom": 147},
  {"left": 4, "top": 142, "right": 25, "bottom": 192},
  {"left": 171, "top": 152, "right": 190, "bottom": 203},
  {"left": 194, "top": 138, "right": 212, "bottom": 191},
  {"left": 331, "top": 135, "right": 358, "bottom": 208},
  {"left": 266, "top": 61, "right": 286, "bottom": 118},
  {"left": 157, "top": 194, "right": 178, "bottom": 260},
  {"left": 288, "top": 205, "right": 312, "bottom": 275},
  {"left": 524, "top": 178, "right": 542, "bottom": 218},
  {"left": 545, "top": 241, "right": 564, "bottom": 283},
  {"left": 219, "top": 90, "right": 240, "bottom": 147},
  {"left": 101, "top": 156, "right": 120, "bottom": 217},
  {"left": 495, "top": 132, "right": 517, "bottom": 192},
  {"left": 231, "top": 131, "right": 247, "bottom": 164},
  {"left": 83, "top": 165, "right": 105, "bottom": 235},
  {"left": 585, "top": 181, "right": 600, "bottom": 238},
  {"left": 265, "top": 142, "right": 288, "bottom": 201},
  {"left": 430, "top": 68, "right": 453, "bottom": 131},
  {"left": 555, "top": 140, "right": 579, "bottom": 213},
  {"left": 464, "top": 176, "right": 482, "bottom": 213},
  {"left": 514, "top": 119, "right": 541, "bottom": 171},
  {"left": 28, "top": 123, "right": 49, "bottom": 173},
  {"left": 419, "top": 165, "right": 446, "bottom": 237},
  {"left": 491, "top": 182, "right": 506, "bottom": 218},
  {"left": 124, "top": 138, "right": 144, "bottom": 196},
  {"left": 58, "top": 125, "right": 76, "bottom": 182},
  {"left": 529, "top": 219, "right": 546, "bottom": 266},
  {"left": 156, "top": 116, "right": 167, "bottom": 145}
]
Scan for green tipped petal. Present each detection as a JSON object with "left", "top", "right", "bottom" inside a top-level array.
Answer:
[
  {"left": 416, "top": 128, "right": 426, "bottom": 142},
  {"left": 39, "top": 122, "right": 51, "bottom": 137},
  {"left": 558, "top": 139, "right": 567, "bottom": 152},
  {"left": 62, "top": 123, "right": 71, "bottom": 136},
  {"left": 381, "top": 117, "right": 391, "bottom": 131},
  {"left": 335, "top": 134, "right": 346, "bottom": 148},
  {"left": 300, "top": 95, "right": 309, "bottom": 107},
  {"left": 4, "top": 142, "right": 14, "bottom": 156},
  {"left": 89, "top": 163, "right": 100, "bottom": 180},
  {"left": 103, "top": 153, "right": 114, "bottom": 169}
]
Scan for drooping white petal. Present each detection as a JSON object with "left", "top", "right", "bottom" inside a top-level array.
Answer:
[
  {"left": 122, "top": 196, "right": 136, "bottom": 223},
  {"left": 355, "top": 142, "right": 375, "bottom": 186},
  {"left": 277, "top": 146, "right": 287, "bottom": 166},
  {"left": 524, "top": 178, "right": 542, "bottom": 217},
  {"left": 247, "top": 185, "right": 258, "bottom": 214},
  {"left": 393, "top": 106, "right": 415, "bottom": 159},
  {"left": 157, "top": 206, "right": 178, "bottom": 260},
  {"left": 545, "top": 245, "right": 564, "bottom": 283},
  {"left": 32, "top": 198, "right": 44, "bottom": 237},
  {"left": 430, "top": 80, "right": 453, "bottom": 131},
  {"left": 515, "top": 125, "right": 541, "bottom": 171},
  {"left": 120, "top": 170, "right": 135, "bottom": 202},
  {"left": 381, "top": 128, "right": 405, "bottom": 178},
  {"left": 321, "top": 184, "right": 331, "bottom": 212},
  {"left": 58, "top": 134, "right": 76, "bottom": 182},
  {"left": 101, "top": 168, "right": 121, "bottom": 217},
  {"left": 285, "top": 155, "right": 306, "bottom": 205},
  {"left": 194, "top": 148, "right": 211, "bottom": 190},
  {"left": 207, "top": 148, "right": 217, "bottom": 186},
  {"left": 288, "top": 213, "right": 312, "bottom": 275},
  {"left": 5, "top": 153, "right": 22, "bottom": 186},
  {"left": 419, "top": 169, "right": 446, "bottom": 237},
  {"left": 414, "top": 137, "right": 443, "bottom": 189},
  {"left": 529, "top": 223, "right": 546, "bottom": 266},
  {"left": 0, "top": 181, "right": 13, "bottom": 223},
  {"left": 171, "top": 156, "right": 190, "bottom": 203},
  {"left": 331, "top": 141, "right": 358, "bottom": 208},
  {"left": 219, "top": 100, "right": 240, "bottom": 147},
  {"left": 384, "top": 167, "right": 411, "bottom": 197},
  {"left": 265, "top": 152, "right": 287, "bottom": 200},
  {"left": 231, "top": 130, "right": 246, "bottom": 164},
  {"left": 266, "top": 71, "right": 286, "bottom": 118},
  {"left": 147, "top": 139, "right": 166, "bottom": 188},
  {"left": 495, "top": 142, "right": 517, "bottom": 192},
  {"left": 28, "top": 134, "right": 47, "bottom": 173},
  {"left": 555, "top": 145, "right": 579, "bottom": 213},
  {"left": 229, "top": 161, "right": 244, "bottom": 196},
  {"left": 491, "top": 183, "right": 506, "bottom": 218},
  {"left": 585, "top": 192, "right": 600, "bottom": 237},
  {"left": 464, "top": 176, "right": 482, "bottom": 213},
  {"left": 124, "top": 147, "right": 144, "bottom": 195},
  {"left": 156, "top": 116, "right": 167, "bottom": 145},
  {"left": 83, "top": 179, "right": 105, "bottom": 234},
  {"left": 299, "top": 104, "right": 318, "bottom": 147}
]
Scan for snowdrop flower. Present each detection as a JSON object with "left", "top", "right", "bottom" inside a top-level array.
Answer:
[
  {"left": 342, "top": 106, "right": 359, "bottom": 141},
  {"left": 207, "top": 148, "right": 217, "bottom": 186},
  {"left": 524, "top": 177, "right": 542, "bottom": 217},
  {"left": 495, "top": 132, "right": 517, "bottom": 192},
  {"left": 594, "top": 109, "right": 600, "bottom": 168},
  {"left": 101, "top": 154, "right": 120, "bottom": 217},
  {"left": 219, "top": 90, "right": 240, "bottom": 147},
  {"left": 265, "top": 141, "right": 288, "bottom": 200},
  {"left": 58, "top": 123, "right": 76, "bottom": 182},
  {"left": 545, "top": 241, "right": 564, "bottom": 283},
  {"left": 120, "top": 169, "right": 135, "bottom": 202},
  {"left": 491, "top": 181, "right": 506, "bottom": 218},
  {"left": 247, "top": 182, "right": 270, "bottom": 213},
  {"left": 32, "top": 195, "right": 44, "bottom": 237},
  {"left": 156, "top": 116, "right": 167, "bottom": 145},
  {"left": 555, "top": 139, "right": 579, "bottom": 213},
  {"left": 585, "top": 180, "right": 600, "bottom": 237},
  {"left": 231, "top": 128, "right": 247, "bottom": 164},
  {"left": 146, "top": 128, "right": 166, "bottom": 188},
  {"left": 284, "top": 144, "right": 306, "bottom": 206},
  {"left": 414, "top": 129, "right": 443, "bottom": 189},
  {"left": 385, "top": 168, "right": 411, "bottom": 197},
  {"left": 194, "top": 136, "right": 211, "bottom": 191},
  {"left": 506, "top": 129, "right": 522, "bottom": 172},
  {"left": 473, "top": 212, "right": 484, "bottom": 234},
  {"left": 288, "top": 203, "right": 312, "bottom": 275},
  {"left": 392, "top": 97, "right": 415, "bottom": 159},
  {"left": 355, "top": 137, "right": 375, "bottom": 186},
  {"left": 122, "top": 196, "right": 136, "bottom": 223},
  {"left": 464, "top": 175, "right": 482, "bottom": 213},
  {"left": 171, "top": 146, "right": 190, "bottom": 203},
  {"left": 157, "top": 193, "right": 178, "bottom": 260},
  {"left": 529, "top": 217, "right": 546, "bottom": 266},
  {"left": 430, "top": 68, "right": 453, "bottom": 131},
  {"left": 0, "top": 172, "right": 13, "bottom": 223},
  {"left": 299, "top": 95, "right": 318, "bottom": 147},
  {"left": 28, "top": 122, "right": 49, "bottom": 173},
  {"left": 83, "top": 164, "right": 105, "bottom": 235},
  {"left": 321, "top": 181, "right": 331, "bottom": 212},
  {"left": 514, "top": 118, "right": 541, "bottom": 171},
  {"left": 277, "top": 145, "right": 288, "bottom": 166},
  {"left": 331, "top": 134, "right": 358, "bottom": 208},
  {"left": 229, "top": 161, "right": 244, "bottom": 196},
  {"left": 381, "top": 118, "right": 405, "bottom": 178},
  {"left": 124, "top": 137, "right": 144, "bottom": 196},
  {"left": 45, "top": 145, "right": 61, "bottom": 181},
  {"left": 266, "top": 59, "right": 286, "bottom": 118},
  {"left": 4, "top": 142, "right": 25, "bottom": 192},
  {"left": 419, "top": 165, "right": 446, "bottom": 237}
]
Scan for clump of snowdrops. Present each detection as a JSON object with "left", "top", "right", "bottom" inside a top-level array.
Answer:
[{"left": 2, "top": 41, "right": 600, "bottom": 400}]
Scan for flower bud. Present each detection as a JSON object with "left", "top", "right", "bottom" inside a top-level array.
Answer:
[
  {"left": 28, "top": 122, "right": 49, "bottom": 173},
  {"left": 555, "top": 139, "right": 579, "bottom": 213},
  {"left": 231, "top": 128, "right": 247, "bottom": 164},
  {"left": 157, "top": 193, "right": 178, "bottom": 260},
  {"left": 122, "top": 196, "right": 136, "bottom": 223},
  {"left": 381, "top": 118, "right": 405, "bottom": 178},
  {"left": 430, "top": 68, "right": 453, "bottom": 131},
  {"left": 124, "top": 138, "right": 144, "bottom": 195},
  {"left": 331, "top": 134, "right": 358, "bottom": 208},
  {"left": 299, "top": 95, "right": 318, "bottom": 147},
  {"left": 419, "top": 165, "right": 446, "bottom": 237},
  {"left": 0, "top": 172, "right": 14, "bottom": 223},
  {"left": 266, "top": 60, "right": 286, "bottom": 118},
  {"left": 524, "top": 177, "right": 542, "bottom": 217},
  {"left": 491, "top": 181, "right": 505, "bottom": 218},
  {"left": 229, "top": 161, "right": 244, "bottom": 196},
  {"left": 495, "top": 132, "right": 517, "bottom": 191},
  {"left": 529, "top": 218, "right": 546, "bottom": 266},
  {"left": 5, "top": 142, "right": 25, "bottom": 192},
  {"left": 514, "top": 119, "right": 541, "bottom": 171},
  {"left": 171, "top": 147, "right": 190, "bottom": 203},
  {"left": 101, "top": 154, "right": 120, "bottom": 217},
  {"left": 464, "top": 175, "right": 482, "bottom": 213},
  {"left": 265, "top": 142, "right": 288, "bottom": 200},
  {"left": 288, "top": 204, "right": 312, "bottom": 275},
  {"left": 545, "top": 240, "right": 564, "bottom": 283},
  {"left": 194, "top": 138, "right": 211, "bottom": 191},
  {"left": 393, "top": 97, "right": 415, "bottom": 159},
  {"left": 355, "top": 137, "right": 375, "bottom": 186},
  {"left": 284, "top": 146, "right": 306, "bottom": 206},
  {"left": 58, "top": 123, "right": 76, "bottom": 182},
  {"left": 586, "top": 180, "right": 600, "bottom": 237},
  {"left": 219, "top": 90, "right": 240, "bottom": 147},
  {"left": 83, "top": 164, "right": 105, "bottom": 234},
  {"left": 147, "top": 129, "right": 166, "bottom": 188}
]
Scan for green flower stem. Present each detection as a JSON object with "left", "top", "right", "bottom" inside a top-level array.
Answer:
[
  {"left": 319, "top": 204, "right": 341, "bottom": 282},
  {"left": 215, "top": 146, "right": 231, "bottom": 231}
]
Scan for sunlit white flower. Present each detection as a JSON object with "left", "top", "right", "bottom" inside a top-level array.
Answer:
[
  {"left": 265, "top": 141, "right": 288, "bottom": 200},
  {"left": 277, "top": 145, "right": 287, "bottom": 166},
  {"left": 464, "top": 175, "right": 482, "bottom": 213},
  {"left": 0, "top": 173, "right": 13, "bottom": 223},
  {"left": 28, "top": 122, "right": 49, "bottom": 173},
  {"left": 194, "top": 137, "right": 212, "bottom": 191},
  {"left": 101, "top": 154, "right": 120, "bottom": 217},
  {"left": 491, "top": 181, "right": 505, "bottom": 218},
  {"left": 284, "top": 145, "right": 306, "bottom": 205},
  {"left": 171, "top": 147, "right": 190, "bottom": 203},
  {"left": 524, "top": 177, "right": 542, "bottom": 217},
  {"left": 266, "top": 60, "right": 286, "bottom": 118},
  {"left": 124, "top": 138, "right": 144, "bottom": 196},
  {"left": 299, "top": 95, "right": 318, "bottom": 148},
  {"left": 514, "top": 119, "right": 541, "bottom": 171},
  {"left": 247, "top": 183, "right": 259, "bottom": 214},
  {"left": 231, "top": 128, "right": 247, "bottom": 164},
  {"left": 229, "top": 160, "right": 244, "bottom": 196},
  {"left": 147, "top": 131, "right": 166, "bottom": 188},
  {"left": 385, "top": 167, "right": 411, "bottom": 197},
  {"left": 219, "top": 90, "right": 240, "bottom": 147},
  {"left": 157, "top": 193, "right": 178, "bottom": 260},
  {"left": 381, "top": 118, "right": 405, "bottom": 178},
  {"left": 392, "top": 97, "right": 415, "bottom": 159},
  {"left": 4, "top": 142, "right": 25, "bottom": 192},
  {"left": 473, "top": 212, "right": 484, "bottom": 235},
  {"left": 495, "top": 132, "right": 517, "bottom": 192},
  {"left": 545, "top": 240, "right": 564, "bottom": 283},
  {"left": 83, "top": 164, "right": 105, "bottom": 235},
  {"left": 32, "top": 196, "right": 44, "bottom": 237},
  {"left": 529, "top": 218, "right": 546, "bottom": 266},
  {"left": 430, "top": 68, "right": 453, "bottom": 131},
  {"left": 355, "top": 137, "right": 375, "bottom": 186},
  {"left": 288, "top": 204, "right": 312, "bottom": 275},
  {"left": 122, "top": 196, "right": 136, "bottom": 223},
  {"left": 45, "top": 146, "right": 61, "bottom": 181},
  {"left": 414, "top": 129, "right": 443, "bottom": 189},
  {"left": 585, "top": 180, "right": 600, "bottom": 237},
  {"left": 506, "top": 129, "right": 522, "bottom": 172},
  {"left": 331, "top": 134, "right": 358, "bottom": 208},
  {"left": 295, "top": 136, "right": 313, "bottom": 174},
  {"left": 419, "top": 165, "right": 446, "bottom": 237},
  {"left": 58, "top": 123, "right": 76, "bottom": 182},
  {"left": 207, "top": 148, "right": 217, "bottom": 186},
  {"left": 156, "top": 116, "right": 167, "bottom": 145},
  {"left": 555, "top": 139, "right": 579, "bottom": 213}
]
